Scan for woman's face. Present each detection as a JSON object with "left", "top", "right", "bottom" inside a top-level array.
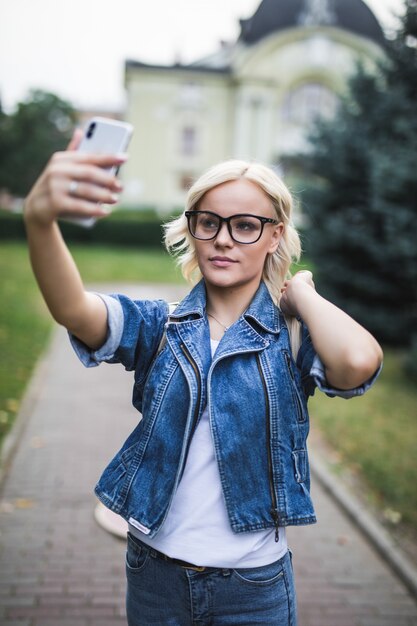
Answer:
[{"left": 192, "top": 178, "right": 284, "bottom": 295}]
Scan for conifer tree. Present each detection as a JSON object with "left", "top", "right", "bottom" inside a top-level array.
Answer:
[{"left": 301, "top": 0, "right": 417, "bottom": 346}]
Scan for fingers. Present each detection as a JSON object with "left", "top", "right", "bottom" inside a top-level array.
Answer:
[
  {"left": 279, "top": 270, "right": 315, "bottom": 318},
  {"left": 64, "top": 162, "right": 123, "bottom": 191},
  {"left": 51, "top": 154, "right": 127, "bottom": 197},
  {"left": 42, "top": 161, "right": 122, "bottom": 223},
  {"left": 296, "top": 270, "right": 313, "bottom": 279},
  {"left": 67, "top": 128, "right": 84, "bottom": 151},
  {"left": 52, "top": 150, "right": 127, "bottom": 172},
  {"left": 47, "top": 159, "right": 123, "bottom": 197},
  {"left": 279, "top": 292, "right": 292, "bottom": 317},
  {"left": 293, "top": 270, "right": 315, "bottom": 289},
  {"left": 52, "top": 175, "right": 120, "bottom": 214},
  {"left": 59, "top": 195, "right": 113, "bottom": 219},
  {"left": 25, "top": 142, "right": 128, "bottom": 227},
  {"left": 66, "top": 179, "right": 120, "bottom": 205}
]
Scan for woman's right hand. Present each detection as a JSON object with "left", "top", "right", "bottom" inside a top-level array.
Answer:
[{"left": 24, "top": 129, "right": 127, "bottom": 227}]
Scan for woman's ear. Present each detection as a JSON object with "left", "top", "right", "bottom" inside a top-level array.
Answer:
[{"left": 268, "top": 222, "right": 284, "bottom": 254}]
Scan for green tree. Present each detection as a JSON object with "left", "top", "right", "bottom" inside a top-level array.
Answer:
[
  {"left": 0, "top": 90, "right": 76, "bottom": 197},
  {"left": 301, "top": 0, "right": 417, "bottom": 346}
]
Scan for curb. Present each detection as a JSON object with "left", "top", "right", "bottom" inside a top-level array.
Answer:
[
  {"left": 310, "top": 451, "right": 417, "bottom": 600},
  {"left": 0, "top": 328, "right": 57, "bottom": 488}
]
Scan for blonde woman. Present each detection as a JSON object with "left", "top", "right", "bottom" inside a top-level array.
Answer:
[{"left": 24, "top": 132, "right": 383, "bottom": 626}]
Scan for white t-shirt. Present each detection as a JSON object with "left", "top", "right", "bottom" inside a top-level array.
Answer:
[{"left": 129, "top": 339, "right": 287, "bottom": 568}]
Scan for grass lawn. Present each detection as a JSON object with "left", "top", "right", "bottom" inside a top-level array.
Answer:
[
  {"left": 0, "top": 243, "right": 52, "bottom": 444},
  {"left": 0, "top": 241, "right": 416, "bottom": 536},
  {"left": 71, "top": 244, "right": 184, "bottom": 284},
  {"left": 0, "top": 241, "right": 184, "bottom": 449},
  {"left": 310, "top": 355, "right": 417, "bottom": 529}
]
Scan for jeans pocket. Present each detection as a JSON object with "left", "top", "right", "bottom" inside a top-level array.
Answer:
[
  {"left": 125, "top": 533, "right": 150, "bottom": 574},
  {"left": 232, "top": 557, "right": 285, "bottom": 586}
]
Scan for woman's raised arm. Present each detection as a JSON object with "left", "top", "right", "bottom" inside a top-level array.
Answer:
[
  {"left": 24, "top": 131, "right": 126, "bottom": 349},
  {"left": 280, "top": 271, "right": 383, "bottom": 390}
]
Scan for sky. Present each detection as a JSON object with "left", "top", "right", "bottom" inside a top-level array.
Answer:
[{"left": 0, "top": 0, "right": 406, "bottom": 114}]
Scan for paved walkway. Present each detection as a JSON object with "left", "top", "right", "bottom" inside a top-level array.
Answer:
[{"left": 0, "top": 284, "right": 416, "bottom": 626}]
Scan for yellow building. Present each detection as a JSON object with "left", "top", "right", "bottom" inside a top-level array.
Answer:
[{"left": 122, "top": 0, "right": 385, "bottom": 211}]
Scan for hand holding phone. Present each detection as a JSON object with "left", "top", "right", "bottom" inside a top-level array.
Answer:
[{"left": 64, "top": 117, "right": 133, "bottom": 227}]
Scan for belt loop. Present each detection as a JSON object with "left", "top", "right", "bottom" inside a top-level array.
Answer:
[{"left": 221, "top": 568, "right": 231, "bottom": 577}]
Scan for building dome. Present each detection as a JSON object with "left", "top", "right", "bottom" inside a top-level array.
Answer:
[{"left": 239, "top": 0, "right": 385, "bottom": 46}]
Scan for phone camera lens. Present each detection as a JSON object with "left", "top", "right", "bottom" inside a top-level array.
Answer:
[{"left": 86, "top": 122, "right": 96, "bottom": 139}]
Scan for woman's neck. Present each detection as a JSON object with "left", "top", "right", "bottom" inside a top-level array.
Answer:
[{"left": 205, "top": 281, "right": 260, "bottom": 329}]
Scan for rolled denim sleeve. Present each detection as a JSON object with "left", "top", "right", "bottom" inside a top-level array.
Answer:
[
  {"left": 296, "top": 321, "right": 382, "bottom": 399},
  {"left": 69, "top": 292, "right": 168, "bottom": 378},
  {"left": 69, "top": 294, "right": 124, "bottom": 367},
  {"left": 310, "top": 354, "right": 382, "bottom": 399}
]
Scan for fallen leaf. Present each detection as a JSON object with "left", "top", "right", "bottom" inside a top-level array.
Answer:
[
  {"left": 30, "top": 436, "right": 46, "bottom": 449},
  {"left": 6, "top": 399, "right": 19, "bottom": 413},
  {"left": 14, "top": 498, "right": 36, "bottom": 509}
]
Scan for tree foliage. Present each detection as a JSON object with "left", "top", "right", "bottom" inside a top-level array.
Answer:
[
  {"left": 0, "top": 90, "right": 76, "bottom": 197},
  {"left": 301, "top": 0, "right": 417, "bottom": 346}
]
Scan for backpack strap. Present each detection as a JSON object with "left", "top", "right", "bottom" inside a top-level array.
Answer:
[{"left": 156, "top": 302, "right": 179, "bottom": 355}]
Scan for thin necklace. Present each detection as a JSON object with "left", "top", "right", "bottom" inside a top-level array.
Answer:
[{"left": 207, "top": 312, "right": 230, "bottom": 332}]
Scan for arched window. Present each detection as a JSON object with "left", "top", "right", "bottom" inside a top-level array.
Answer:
[{"left": 282, "top": 83, "right": 338, "bottom": 125}]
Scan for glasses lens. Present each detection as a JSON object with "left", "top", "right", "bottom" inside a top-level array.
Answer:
[
  {"left": 189, "top": 212, "right": 220, "bottom": 239},
  {"left": 230, "top": 215, "right": 262, "bottom": 243}
]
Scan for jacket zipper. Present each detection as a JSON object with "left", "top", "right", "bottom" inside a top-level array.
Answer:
[
  {"left": 180, "top": 343, "right": 202, "bottom": 475},
  {"left": 256, "top": 354, "right": 280, "bottom": 542},
  {"left": 153, "top": 342, "right": 201, "bottom": 534},
  {"left": 284, "top": 351, "right": 304, "bottom": 422}
]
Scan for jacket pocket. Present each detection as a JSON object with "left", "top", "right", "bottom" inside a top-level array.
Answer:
[
  {"left": 292, "top": 449, "right": 307, "bottom": 483},
  {"left": 125, "top": 533, "right": 150, "bottom": 574},
  {"left": 284, "top": 350, "right": 307, "bottom": 423}
]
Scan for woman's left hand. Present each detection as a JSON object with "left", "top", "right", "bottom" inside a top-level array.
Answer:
[
  {"left": 280, "top": 270, "right": 383, "bottom": 390},
  {"left": 280, "top": 270, "right": 315, "bottom": 317}
]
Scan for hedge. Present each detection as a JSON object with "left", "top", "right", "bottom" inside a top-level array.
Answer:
[{"left": 0, "top": 209, "right": 171, "bottom": 248}]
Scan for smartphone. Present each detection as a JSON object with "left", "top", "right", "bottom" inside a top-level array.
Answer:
[{"left": 64, "top": 117, "right": 133, "bottom": 227}]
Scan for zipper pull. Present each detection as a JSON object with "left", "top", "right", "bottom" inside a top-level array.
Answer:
[
  {"left": 271, "top": 508, "right": 280, "bottom": 543},
  {"left": 284, "top": 351, "right": 295, "bottom": 380}
]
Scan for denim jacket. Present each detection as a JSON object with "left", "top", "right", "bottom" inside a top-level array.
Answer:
[{"left": 71, "top": 280, "right": 379, "bottom": 538}]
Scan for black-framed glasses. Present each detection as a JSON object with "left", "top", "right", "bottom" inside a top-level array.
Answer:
[{"left": 185, "top": 210, "right": 279, "bottom": 244}]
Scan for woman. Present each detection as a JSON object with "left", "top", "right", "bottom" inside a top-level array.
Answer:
[{"left": 24, "top": 130, "right": 383, "bottom": 625}]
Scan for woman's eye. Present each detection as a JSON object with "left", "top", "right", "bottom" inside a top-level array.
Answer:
[
  {"left": 235, "top": 220, "right": 256, "bottom": 231},
  {"left": 201, "top": 218, "right": 217, "bottom": 229}
]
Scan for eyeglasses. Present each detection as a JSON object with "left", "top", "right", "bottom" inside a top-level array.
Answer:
[{"left": 185, "top": 210, "right": 279, "bottom": 244}]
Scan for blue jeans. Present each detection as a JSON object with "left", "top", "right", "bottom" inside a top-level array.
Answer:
[{"left": 125, "top": 533, "right": 297, "bottom": 625}]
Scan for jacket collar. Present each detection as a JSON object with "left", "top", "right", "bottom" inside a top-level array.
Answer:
[{"left": 172, "top": 279, "right": 282, "bottom": 335}]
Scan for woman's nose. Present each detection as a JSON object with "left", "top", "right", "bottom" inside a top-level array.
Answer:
[{"left": 214, "top": 221, "right": 233, "bottom": 246}]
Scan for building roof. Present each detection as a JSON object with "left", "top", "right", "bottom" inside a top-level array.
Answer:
[
  {"left": 239, "top": 0, "right": 385, "bottom": 46},
  {"left": 125, "top": 58, "right": 231, "bottom": 75},
  {"left": 126, "top": 0, "right": 385, "bottom": 77}
]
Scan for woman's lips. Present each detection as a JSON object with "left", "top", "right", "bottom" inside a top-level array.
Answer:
[{"left": 210, "top": 256, "right": 237, "bottom": 268}]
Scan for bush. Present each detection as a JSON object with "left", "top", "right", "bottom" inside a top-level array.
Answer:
[
  {"left": 0, "top": 208, "right": 170, "bottom": 249},
  {"left": 404, "top": 335, "right": 417, "bottom": 383}
]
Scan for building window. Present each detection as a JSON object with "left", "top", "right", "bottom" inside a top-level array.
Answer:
[
  {"left": 282, "top": 83, "right": 338, "bottom": 125},
  {"left": 180, "top": 126, "right": 198, "bottom": 156},
  {"left": 179, "top": 82, "right": 203, "bottom": 108}
]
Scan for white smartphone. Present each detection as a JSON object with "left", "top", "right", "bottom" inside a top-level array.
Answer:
[{"left": 64, "top": 116, "right": 133, "bottom": 227}]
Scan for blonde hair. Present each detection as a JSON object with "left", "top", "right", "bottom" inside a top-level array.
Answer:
[{"left": 163, "top": 160, "right": 302, "bottom": 355}]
